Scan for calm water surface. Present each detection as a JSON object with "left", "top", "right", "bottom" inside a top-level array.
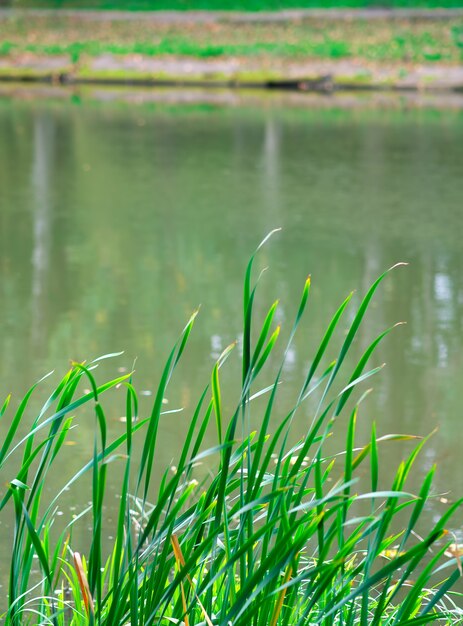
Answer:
[{"left": 0, "top": 89, "right": 463, "bottom": 595}]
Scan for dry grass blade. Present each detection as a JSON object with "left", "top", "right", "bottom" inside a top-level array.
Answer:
[
  {"left": 73, "top": 551, "right": 95, "bottom": 620},
  {"left": 171, "top": 535, "right": 214, "bottom": 626},
  {"left": 269, "top": 564, "right": 293, "bottom": 626},
  {"left": 170, "top": 535, "right": 190, "bottom": 626}
]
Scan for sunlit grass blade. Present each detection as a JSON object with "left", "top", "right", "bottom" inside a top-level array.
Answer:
[{"left": 242, "top": 228, "right": 281, "bottom": 384}]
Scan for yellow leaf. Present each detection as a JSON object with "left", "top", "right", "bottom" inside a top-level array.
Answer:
[{"left": 380, "top": 548, "right": 405, "bottom": 559}]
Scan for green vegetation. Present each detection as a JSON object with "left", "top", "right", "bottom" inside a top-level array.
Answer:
[
  {"left": 1, "top": 14, "right": 462, "bottom": 64},
  {"left": 7, "top": 0, "right": 463, "bottom": 10},
  {"left": 1, "top": 233, "right": 462, "bottom": 625}
]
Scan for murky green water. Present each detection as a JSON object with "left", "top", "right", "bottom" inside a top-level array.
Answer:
[{"left": 1, "top": 88, "right": 463, "bottom": 595}]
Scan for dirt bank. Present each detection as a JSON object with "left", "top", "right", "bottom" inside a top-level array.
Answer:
[{"left": 1, "top": 55, "right": 463, "bottom": 91}]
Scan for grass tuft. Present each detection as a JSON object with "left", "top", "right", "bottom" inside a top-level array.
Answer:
[{"left": 0, "top": 234, "right": 462, "bottom": 625}]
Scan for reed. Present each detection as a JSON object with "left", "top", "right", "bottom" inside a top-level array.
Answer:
[{"left": 1, "top": 231, "right": 462, "bottom": 625}]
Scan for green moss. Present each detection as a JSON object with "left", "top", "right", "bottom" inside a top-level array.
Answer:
[
  {"left": 75, "top": 65, "right": 286, "bottom": 83},
  {"left": 333, "top": 72, "right": 373, "bottom": 84},
  {"left": 0, "top": 66, "right": 57, "bottom": 78}
]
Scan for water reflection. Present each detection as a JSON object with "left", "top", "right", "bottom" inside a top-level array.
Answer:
[
  {"left": 0, "top": 91, "right": 463, "bottom": 537},
  {"left": 31, "top": 112, "right": 53, "bottom": 351}
]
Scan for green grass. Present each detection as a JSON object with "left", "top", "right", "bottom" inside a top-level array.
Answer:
[
  {"left": 7, "top": 0, "right": 463, "bottom": 10},
  {"left": 1, "top": 35, "right": 462, "bottom": 63},
  {"left": 0, "top": 39, "right": 357, "bottom": 60},
  {"left": 1, "top": 232, "right": 463, "bottom": 625},
  {"left": 1, "top": 15, "right": 462, "bottom": 65}
]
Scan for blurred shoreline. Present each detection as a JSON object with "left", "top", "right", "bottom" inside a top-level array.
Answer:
[
  {"left": 2, "top": 81, "right": 463, "bottom": 108},
  {"left": 0, "top": 9, "right": 462, "bottom": 91}
]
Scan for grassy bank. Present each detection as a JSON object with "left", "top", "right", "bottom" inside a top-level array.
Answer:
[
  {"left": 0, "top": 233, "right": 462, "bottom": 624},
  {"left": 0, "top": 12, "right": 462, "bottom": 90},
  {"left": 1, "top": 13, "right": 462, "bottom": 64}
]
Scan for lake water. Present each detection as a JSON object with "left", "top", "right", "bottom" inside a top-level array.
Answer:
[{"left": 1, "top": 86, "right": 463, "bottom": 596}]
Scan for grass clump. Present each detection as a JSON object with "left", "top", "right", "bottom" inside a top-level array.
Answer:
[{"left": 1, "top": 231, "right": 463, "bottom": 625}]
